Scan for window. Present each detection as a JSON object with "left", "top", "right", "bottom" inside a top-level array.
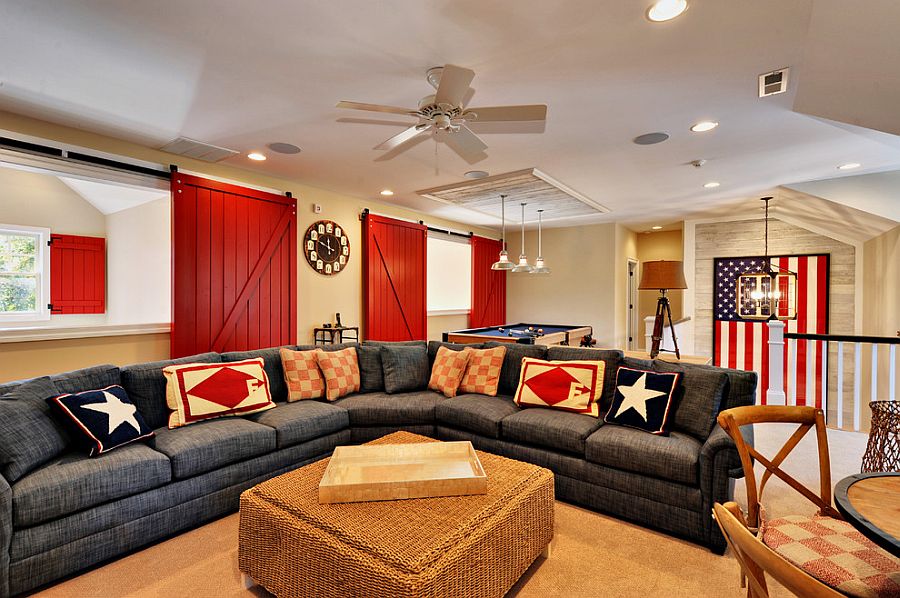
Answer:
[
  {"left": 426, "top": 233, "right": 472, "bottom": 314},
  {"left": 0, "top": 224, "right": 50, "bottom": 322}
]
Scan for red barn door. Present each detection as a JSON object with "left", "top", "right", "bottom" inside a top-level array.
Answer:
[
  {"left": 470, "top": 236, "right": 506, "bottom": 327},
  {"left": 171, "top": 173, "right": 296, "bottom": 357},
  {"left": 363, "top": 213, "right": 427, "bottom": 341},
  {"left": 50, "top": 234, "right": 106, "bottom": 314}
]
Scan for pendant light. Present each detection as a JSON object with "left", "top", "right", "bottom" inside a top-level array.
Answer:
[
  {"left": 511, "top": 202, "right": 534, "bottom": 273},
  {"left": 736, "top": 197, "right": 797, "bottom": 320},
  {"left": 491, "top": 194, "right": 515, "bottom": 270},
  {"left": 531, "top": 209, "right": 551, "bottom": 274}
]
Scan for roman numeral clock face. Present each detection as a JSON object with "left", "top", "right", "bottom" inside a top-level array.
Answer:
[{"left": 304, "top": 220, "right": 349, "bottom": 276}]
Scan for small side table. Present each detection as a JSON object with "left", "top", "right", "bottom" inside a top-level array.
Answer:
[{"left": 313, "top": 326, "right": 359, "bottom": 345}]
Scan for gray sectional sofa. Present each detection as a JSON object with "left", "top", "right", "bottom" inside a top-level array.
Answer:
[{"left": 0, "top": 340, "right": 755, "bottom": 596}]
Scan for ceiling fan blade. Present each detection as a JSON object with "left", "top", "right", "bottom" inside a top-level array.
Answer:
[
  {"left": 442, "top": 125, "right": 488, "bottom": 161},
  {"left": 336, "top": 101, "right": 418, "bottom": 116},
  {"left": 463, "top": 104, "right": 547, "bottom": 122},
  {"left": 434, "top": 64, "right": 475, "bottom": 107},
  {"left": 374, "top": 125, "right": 427, "bottom": 151}
]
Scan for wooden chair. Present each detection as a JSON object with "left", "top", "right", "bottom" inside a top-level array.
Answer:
[{"left": 713, "top": 501, "right": 843, "bottom": 597}]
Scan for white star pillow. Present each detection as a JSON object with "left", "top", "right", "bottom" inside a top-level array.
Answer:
[{"left": 605, "top": 368, "right": 680, "bottom": 435}]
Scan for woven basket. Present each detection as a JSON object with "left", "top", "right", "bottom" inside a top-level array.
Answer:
[{"left": 862, "top": 401, "right": 900, "bottom": 473}]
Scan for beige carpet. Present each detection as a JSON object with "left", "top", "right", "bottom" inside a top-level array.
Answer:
[{"left": 31, "top": 426, "right": 868, "bottom": 598}]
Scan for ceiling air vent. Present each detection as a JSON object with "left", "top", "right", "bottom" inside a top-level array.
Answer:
[
  {"left": 159, "top": 137, "right": 239, "bottom": 162},
  {"left": 759, "top": 68, "right": 790, "bottom": 97}
]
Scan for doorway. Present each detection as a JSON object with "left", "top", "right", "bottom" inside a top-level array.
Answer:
[{"left": 626, "top": 259, "right": 639, "bottom": 350}]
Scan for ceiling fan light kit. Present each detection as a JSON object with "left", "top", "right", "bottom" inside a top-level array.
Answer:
[
  {"left": 491, "top": 194, "right": 515, "bottom": 271},
  {"left": 511, "top": 202, "right": 534, "bottom": 273},
  {"left": 337, "top": 64, "right": 547, "bottom": 162}
]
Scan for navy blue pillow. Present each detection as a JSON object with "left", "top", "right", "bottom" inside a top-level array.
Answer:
[
  {"left": 47, "top": 385, "right": 154, "bottom": 456},
  {"left": 605, "top": 367, "right": 681, "bottom": 435}
]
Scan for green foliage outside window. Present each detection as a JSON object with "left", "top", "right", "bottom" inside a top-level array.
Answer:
[{"left": 0, "top": 233, "right": 38, "bottom": 313}]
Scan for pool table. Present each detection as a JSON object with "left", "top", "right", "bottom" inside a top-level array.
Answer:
[{"left": 443, "top": 323, "right": 593, "bottom": 346}]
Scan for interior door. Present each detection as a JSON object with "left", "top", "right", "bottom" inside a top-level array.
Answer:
[
  {"left": 470, "top": 235, "right": 506, "bottom": 327},
  {"left": 171, "top": 173, "right": 296, "bottom": 357},
  {"left": 363, "top": 213, "right": 427, "bottom": 341}
]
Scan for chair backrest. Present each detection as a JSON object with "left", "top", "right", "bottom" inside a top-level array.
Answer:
[
  {"left": 717, "top": 405, "right": 840, "bottom": 529},
  {"left": 712, "top": 502, "right": 843, "bottom": 598}
]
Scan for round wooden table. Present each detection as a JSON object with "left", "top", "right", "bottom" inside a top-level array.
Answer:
[{"left": 834, "top": 472, "right": 900, "bottom": 557}]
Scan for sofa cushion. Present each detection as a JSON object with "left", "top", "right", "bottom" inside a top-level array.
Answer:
[
  {"left": 459, "top": 346, "right": 506, "bottom": 397},
  {"left": 120, "top": 352, "right": 221, "bottom": 430},
  {"left": 427, "top": 341, "right": 480, "bottom": 367},
  {"left": 547, "top": 347, "right": 623, "bottom": 410},
  {"left": 427, "top": 346, "right": 472, "bottom": 398},
  {"left": 605, "top": 367, "right": 680, "bottom": 435},
  {"left": 503, "top": 408, "right": 603, "bottom": 455},
  {"left": 12, "top": 443, "right": 171, "bottom": 527},
  {"left": 46, "top": 385, "right": 155, "bottom": 456},
  {"left": 50, "top": 365, "right": 120, "bottom": 395},
  {"left": 278, "top": 347, "right": 326, "bottom": 401},
  {"left": 651, "top": 361, "right": 728, "bottom": 439},
  {"left": 356, "top": 345, "right": 384, "bottom": 392},
  {"left": 316, "top": 347, "right": 361, "bottom": 400},
  {"left": 248, "top": 400, "right": 349, "bottom": 449},
  {"left": 483, "top": 342, "right": 548, "bottom": 396},
  {"left": 0, "top": 377, "right": 69, "bottom": 483},
  {"left": 585, "top": 424, "right": 702, "bottom": 486},
  {"left": 151, "top": 418, "right": 276, "bottom": 479},
  {"left": 381, "top": 345, "right": 429, "bottom": 393},
  {"left": 513, "top": 357, "right": 605, "bottom": 417},
  {"left": 221, "top": 346, "right": 290, "bottom": 402},
  {"left": 434, "top": 394, "right": 520, "bottom": 439},
  {"left": 332, "top": 391, "right": 440, "bottom": 426}
]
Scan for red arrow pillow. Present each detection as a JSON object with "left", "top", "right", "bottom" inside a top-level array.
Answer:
[
  {"left": 163, "top": 358, "right": 275, "bottom": 428},
  {"left": 513, "top": 357, "right": 605, "bottom": 417}
]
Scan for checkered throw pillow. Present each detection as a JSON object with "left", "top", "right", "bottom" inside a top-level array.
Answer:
[
  {"left": 315, "top": 347, "right": 360, "bottom": 401},
  {"left": 459, "top": 346, "right": 506, "bottom": 396},
  {"left": 761, "top": 514, "right": 900, "bottom": 596},
  {"left": 280, "top": 347, "right": 325, "bottom": 401},
  {"left": 428, "top": 346, "right": 472, "bottom": 398}
]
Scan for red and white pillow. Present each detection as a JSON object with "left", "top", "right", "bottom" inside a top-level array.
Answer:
[
  {"left": 315, "top": 347, "right": 361, "bottom": 401},
  {"left": 428, "top": 346, "right": 472, "bottom": 398},
  {"left": 280, "top": 347, "right": 325, "bottom": 401},
  {"left": 163, "top": 358, "right": 275, "bottom": 428},
  {"left": 513, "top": 357, "right": 605, "bottom": 417},
  {"left": 459, "top": 346, "right": 506, "bottom": 397}
]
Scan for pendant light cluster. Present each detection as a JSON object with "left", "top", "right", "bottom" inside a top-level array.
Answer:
[{"left": 491, "top": 195, "right": 550, "bottom": 275}]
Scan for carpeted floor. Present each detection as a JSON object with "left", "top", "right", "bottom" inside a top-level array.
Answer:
[{"left": 31, "top": 426, "right": 869, "bottom": 597}]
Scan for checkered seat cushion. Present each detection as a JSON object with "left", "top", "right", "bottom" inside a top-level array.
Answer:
[{"left": 761, "top": 514, "right": 900, "bottom": 597}]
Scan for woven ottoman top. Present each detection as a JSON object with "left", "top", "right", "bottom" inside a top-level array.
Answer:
[{"left": 244, "top": 431, "right": 553, "bottom": 575}]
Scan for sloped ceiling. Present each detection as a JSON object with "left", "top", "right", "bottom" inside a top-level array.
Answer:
[
  {"left": 784, "top": 170, "right": 900, "bottom": 224},
  {"left": 58, "top": 177, "right": 168, "bottom": 215}
]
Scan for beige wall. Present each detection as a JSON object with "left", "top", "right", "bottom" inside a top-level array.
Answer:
[
  {"left": 427, "top": 313, "right": 469, "bottom": 342},
  {"left": 862, "top": 224, "right": 900, "bottom": 405},
  {"left": 0, "top": 166, "right": 105, "bottom": 235},
  {"left": 0, "top": 333, "right": 170, "bottom": 382},
  {"left": 614, "top": 224, "right": 638, "bottom": 348},
  {"left": 635, "top": 229, "right": 684, "bottom": 349},
  {"left": 0, "top": 111, "right": 495, "bottom": 376},
  {"left": 506, "top": 222, "right": 624, "bottom": 347}
]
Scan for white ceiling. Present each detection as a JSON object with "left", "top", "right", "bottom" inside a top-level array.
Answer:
[
  {"left": 1, "top": 0, "right": 899, "bottom": 230},
  {"left": 58, "top": 176, "right": 168, "bottom": 215}
]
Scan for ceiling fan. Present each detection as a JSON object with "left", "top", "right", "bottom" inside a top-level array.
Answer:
[{"left": 336, "top": 64, "right": 547, "bottom": 161}]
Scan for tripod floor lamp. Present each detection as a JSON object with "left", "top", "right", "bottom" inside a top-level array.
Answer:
[{"left": 639, "top": 260, "right": 688, "bottom": 359}]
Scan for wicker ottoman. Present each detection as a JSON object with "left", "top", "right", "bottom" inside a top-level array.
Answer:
[{"left": 238, "top": 431, "right": 555, "bottom": 598}]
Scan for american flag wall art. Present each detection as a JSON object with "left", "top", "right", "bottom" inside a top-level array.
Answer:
[{"left": 713, "top": 254, "right": 829, "bottom": 406}]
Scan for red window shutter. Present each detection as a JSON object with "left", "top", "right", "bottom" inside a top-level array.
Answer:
[
  {"left": 50, "top": 234, "right": 106, "bottom": 314},
  {"left": 363, "top": 213, "right": 427, "bottom": 341},
  {"left": 470, "top": 236, "right": 506, "bottom": 327}
]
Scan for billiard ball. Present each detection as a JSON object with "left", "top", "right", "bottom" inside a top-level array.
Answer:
[
  {"left": 528, "top": 326, "right": 535, "bottom": 332},
  {"left": 537, "top": 328, "right": 544, "bottom": 335}
]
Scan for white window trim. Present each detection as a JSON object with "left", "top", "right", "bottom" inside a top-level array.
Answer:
[
  {"left": 428, "top": 309, "right": 471, "bottom": 317},
  {"left": 0, "top": 223, "right": 51, "bottom": 323}
]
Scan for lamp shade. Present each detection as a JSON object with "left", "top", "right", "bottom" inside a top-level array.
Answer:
[{"left": 639, "top": 260, "right": 687, "bottom": 290}]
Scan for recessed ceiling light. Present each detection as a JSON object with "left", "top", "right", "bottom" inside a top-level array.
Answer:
[
  {"left": 837, "top": 162, "right": 861, "bottom": 170},
  {"left": 267, "top": 142, "right": 302, "bottom": 154},
  {"left": 690, "top": 121, "right": 719, "bottom": 133},
  {"left": 704, "top": 181, "right": 721, "bottom": 188},
  {"left": 633, "top": 132, "right": 670, "bottom": 145},
  {"left": 651, "top": 226, "right": 663, "bottom": 230},
  {"left": 380, "top": 189, "right": 394, "bottom": 196},
  {"left": 646, "top": 0, "right": 688, "bottom": 22},
  {"left": 247, "top": 152, "right": 266, "bottom": 161},
  {"left": 464, "top": 170, "right": 490, "bottom": 179}
]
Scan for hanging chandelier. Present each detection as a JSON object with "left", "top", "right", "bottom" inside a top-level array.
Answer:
[
  {"left": 490, "top": 194, "right": 515, "bottom": 271},
  {"left": 531, "top": 209, "right": 550, "bottom": 274},
  {"left": 736, "top": 197, "right": 798, "bottom": 320},
  {"left": 511, "top": 202, "right": 534, "bottom": 273}
]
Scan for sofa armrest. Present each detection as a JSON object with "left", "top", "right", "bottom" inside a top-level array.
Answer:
[
  {"left": 701, "top": 424, "right": 747, "bottom": 481},
  {"left": 0, "top": 471, "right": 11, "bottom": 597},
  {"left": 699, "top": 423, "right": 753, "bottom": 551}
]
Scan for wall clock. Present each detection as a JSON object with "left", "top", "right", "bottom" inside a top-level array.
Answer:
[{"left": 303, "top": 220, "right": 349, "bottom": 275}]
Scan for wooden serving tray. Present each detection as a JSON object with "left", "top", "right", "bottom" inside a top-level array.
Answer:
[{"left": 318, "top": 441, "right": 488, "bottom": 504}]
